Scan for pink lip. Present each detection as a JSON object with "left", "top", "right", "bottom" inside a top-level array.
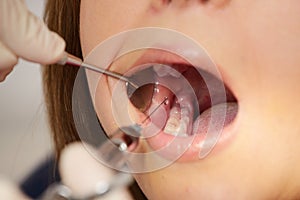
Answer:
[
  {"left": 129, "top": 49, "right": 239, "bottom": 162},
  {"left": 133, "top": 49, "right": 191, "bottom": 67},
  {"left": 143, "top": 116, "right": 238, "bottom": 162}
]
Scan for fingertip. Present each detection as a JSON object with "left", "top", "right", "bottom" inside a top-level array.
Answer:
[
  {"left": 43, "top": 32, "right": 66, "bottom": 64},
  {"left": 30, "top": 30, "right": 66, "bottom": 65},
  {"left": 59, "top": 142, "right": 115, "bottom": 196},
  {"left": 7, "top": 8, "right": 66, "bottom": 65},
  {"left": 59, "top": 142, "right": 134, "bottom": 199}
]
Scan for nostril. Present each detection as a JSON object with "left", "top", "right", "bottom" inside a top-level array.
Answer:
[
  {"left": 151, "top": 0, "right": 172, "bottom": 11},
  {"left": 167, "top": 0, "right": 230, "bottom": 7},
  {"left": 200, "top": 0, "right": 231, "bottom": 7},
  {"left": 163, "top": 0, "right": 172, "bottom": 4}
]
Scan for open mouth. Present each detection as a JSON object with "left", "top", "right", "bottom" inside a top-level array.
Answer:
[
  {"left": 149, "top": 64, "right": 237, "bottom": 137},
  {"left": 124, "top": 50, "right": 239, "bottom": 160}
]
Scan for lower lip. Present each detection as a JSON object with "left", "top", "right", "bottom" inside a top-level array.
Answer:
[{"left": 141, "top": 105, "right": 239, "bottom": 162}]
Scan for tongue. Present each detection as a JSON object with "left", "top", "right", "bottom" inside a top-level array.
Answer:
[{"left": 192, "top": 102, "right": 238, "bottom": 135}]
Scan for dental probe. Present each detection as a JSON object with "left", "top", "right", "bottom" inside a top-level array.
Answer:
[
  {"left": 57, "top": 52, "right": 139, "bottom": 89},
  {"left": 141, "top": 97, "right": 169, "bottom": 124}
]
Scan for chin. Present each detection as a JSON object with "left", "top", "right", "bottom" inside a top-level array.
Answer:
[{"left": 133, "top": 162, "right": 261, "bottom": 200}]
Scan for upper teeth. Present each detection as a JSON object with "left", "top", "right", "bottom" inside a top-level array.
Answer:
[
  {"left": 153, "top": 64, "right": 181, "bottom": 78},
  {"left": 153, "top": 64, "right": 186, "bottom": 94}
]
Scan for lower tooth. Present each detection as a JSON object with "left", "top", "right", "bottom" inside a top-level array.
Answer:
[
  {"left": 163, "top": 90, "right": 195, "bottom": 137},
  {"left": 176, "top": 116, "right": 189, "bottom": 136},
  {"left": 164, "top": 106, "right": 181, "bottom": 135},
  {"left": 177, "top": 92, "right": 194, "bottom": 136},
  {"left": 164, "top": 106, "right": 191, "bottom": 137}
]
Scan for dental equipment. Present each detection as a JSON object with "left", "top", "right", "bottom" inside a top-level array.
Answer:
[
  {"left": 41, "top": 172, "right": 134, "bottom": 200},
  {"left": 39, "top": 125, "right": 140, "bottom": 200},
  {"left": 57, "top": 52, "right": 139, "bottom": 92},
  {"left": 57, "top": 52, "right": 159, "bottom": 112},
  {"left": 40, "top": 98, "right": 168, "bottom": 200}
]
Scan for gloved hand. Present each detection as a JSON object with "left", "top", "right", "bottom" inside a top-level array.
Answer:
[
  {"left": 0, "top": 0, "right": 65, "bottom": 81},
  {"left": 0, "top": 143, "right": 134, "bottom": 200},
  {"left": 59, "top": 142, "right": 134, "bottom": 200}
]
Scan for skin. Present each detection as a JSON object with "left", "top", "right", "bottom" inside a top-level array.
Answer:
[{"left": 80, "top": 0, "right": 300, "bottom": 199}]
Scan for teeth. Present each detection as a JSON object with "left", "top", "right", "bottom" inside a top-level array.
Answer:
[
  {"left": 164, "top": 106, "right": 182, "bottom": 135},
  {"left": 177, "top": 91, "right": 194, "bottom": 135},
  {"left": 153, "top": 64, "right": 169, "bottom": 77},
  {"left": 153, "top": 64, "right": 195, "bottom": 137},
  {"left": 153, "top": 64, "right": 181, "bottom": 78},
  {"left": 177, "top": 115, "right": 189, "bottom": 136},
  {"left": 164, "top": 103, "right": 193, "bottom": 137},
  {"left": 170, "top": 69, "right": 181, "bottom": 78}
]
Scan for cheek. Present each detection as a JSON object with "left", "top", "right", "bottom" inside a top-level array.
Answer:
[
  {"left": 92, "top": 76, "right": 142, "bottom": 136},
  {"left": 239, "top": 1, "right": 300, "bottom": 111},
  {"left": 214, "top": 0, "right": 300, "bottom": 110},
  {"left": 80, "top": 0, "right": 149, "bottom": 57},
  {"left": 93, "top": 78, "right": 116, "bottom": 134},
  {"left": 236, "top": 0, "right": 300, "bottom": 74}
]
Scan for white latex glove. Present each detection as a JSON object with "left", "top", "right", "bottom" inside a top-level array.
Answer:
[
  {"left": 59, "top": 142, "right": 134, "bottom": 200},
  {"left": 0, "top": 0, "right": 65, "bottom": 81}
]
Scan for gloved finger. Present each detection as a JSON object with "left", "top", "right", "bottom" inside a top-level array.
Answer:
[
  {"left": 0, "top": 177, "right": 31, "bottom": 200},
  {"left": 0, "top": 41, "right": 17, "bottom": 81},
  {"left": 59, "top": 142, "right": 134, "bottom": 200},
  {"left": 0, "top": 0, "right": 65, "bottom": 65}
]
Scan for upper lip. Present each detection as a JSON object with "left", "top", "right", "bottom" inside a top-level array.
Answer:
[
  {"left": 129, "top": 47, "right": 223, "bottom": 82},
  {"left": 133, "top": 49, "right": 192, "bottom": 70}
]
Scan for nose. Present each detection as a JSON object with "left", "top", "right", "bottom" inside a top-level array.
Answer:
[
  {"left": 164, "top": 0, "right": 198, "bottom": 6},
  {"left": 151, "top": 0, "right": 229, "bottom": 8},
  {"left": 170, "top": 0, "right": 198, "bottom": 4}
]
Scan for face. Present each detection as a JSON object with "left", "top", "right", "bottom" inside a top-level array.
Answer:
[{"left": 80, "top": 0, "right": 300, "bottom": 199}]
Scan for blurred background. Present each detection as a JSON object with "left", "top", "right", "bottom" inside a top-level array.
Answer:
[{"left": 0, "top": 0, "right": 52, "bottom": 183}]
